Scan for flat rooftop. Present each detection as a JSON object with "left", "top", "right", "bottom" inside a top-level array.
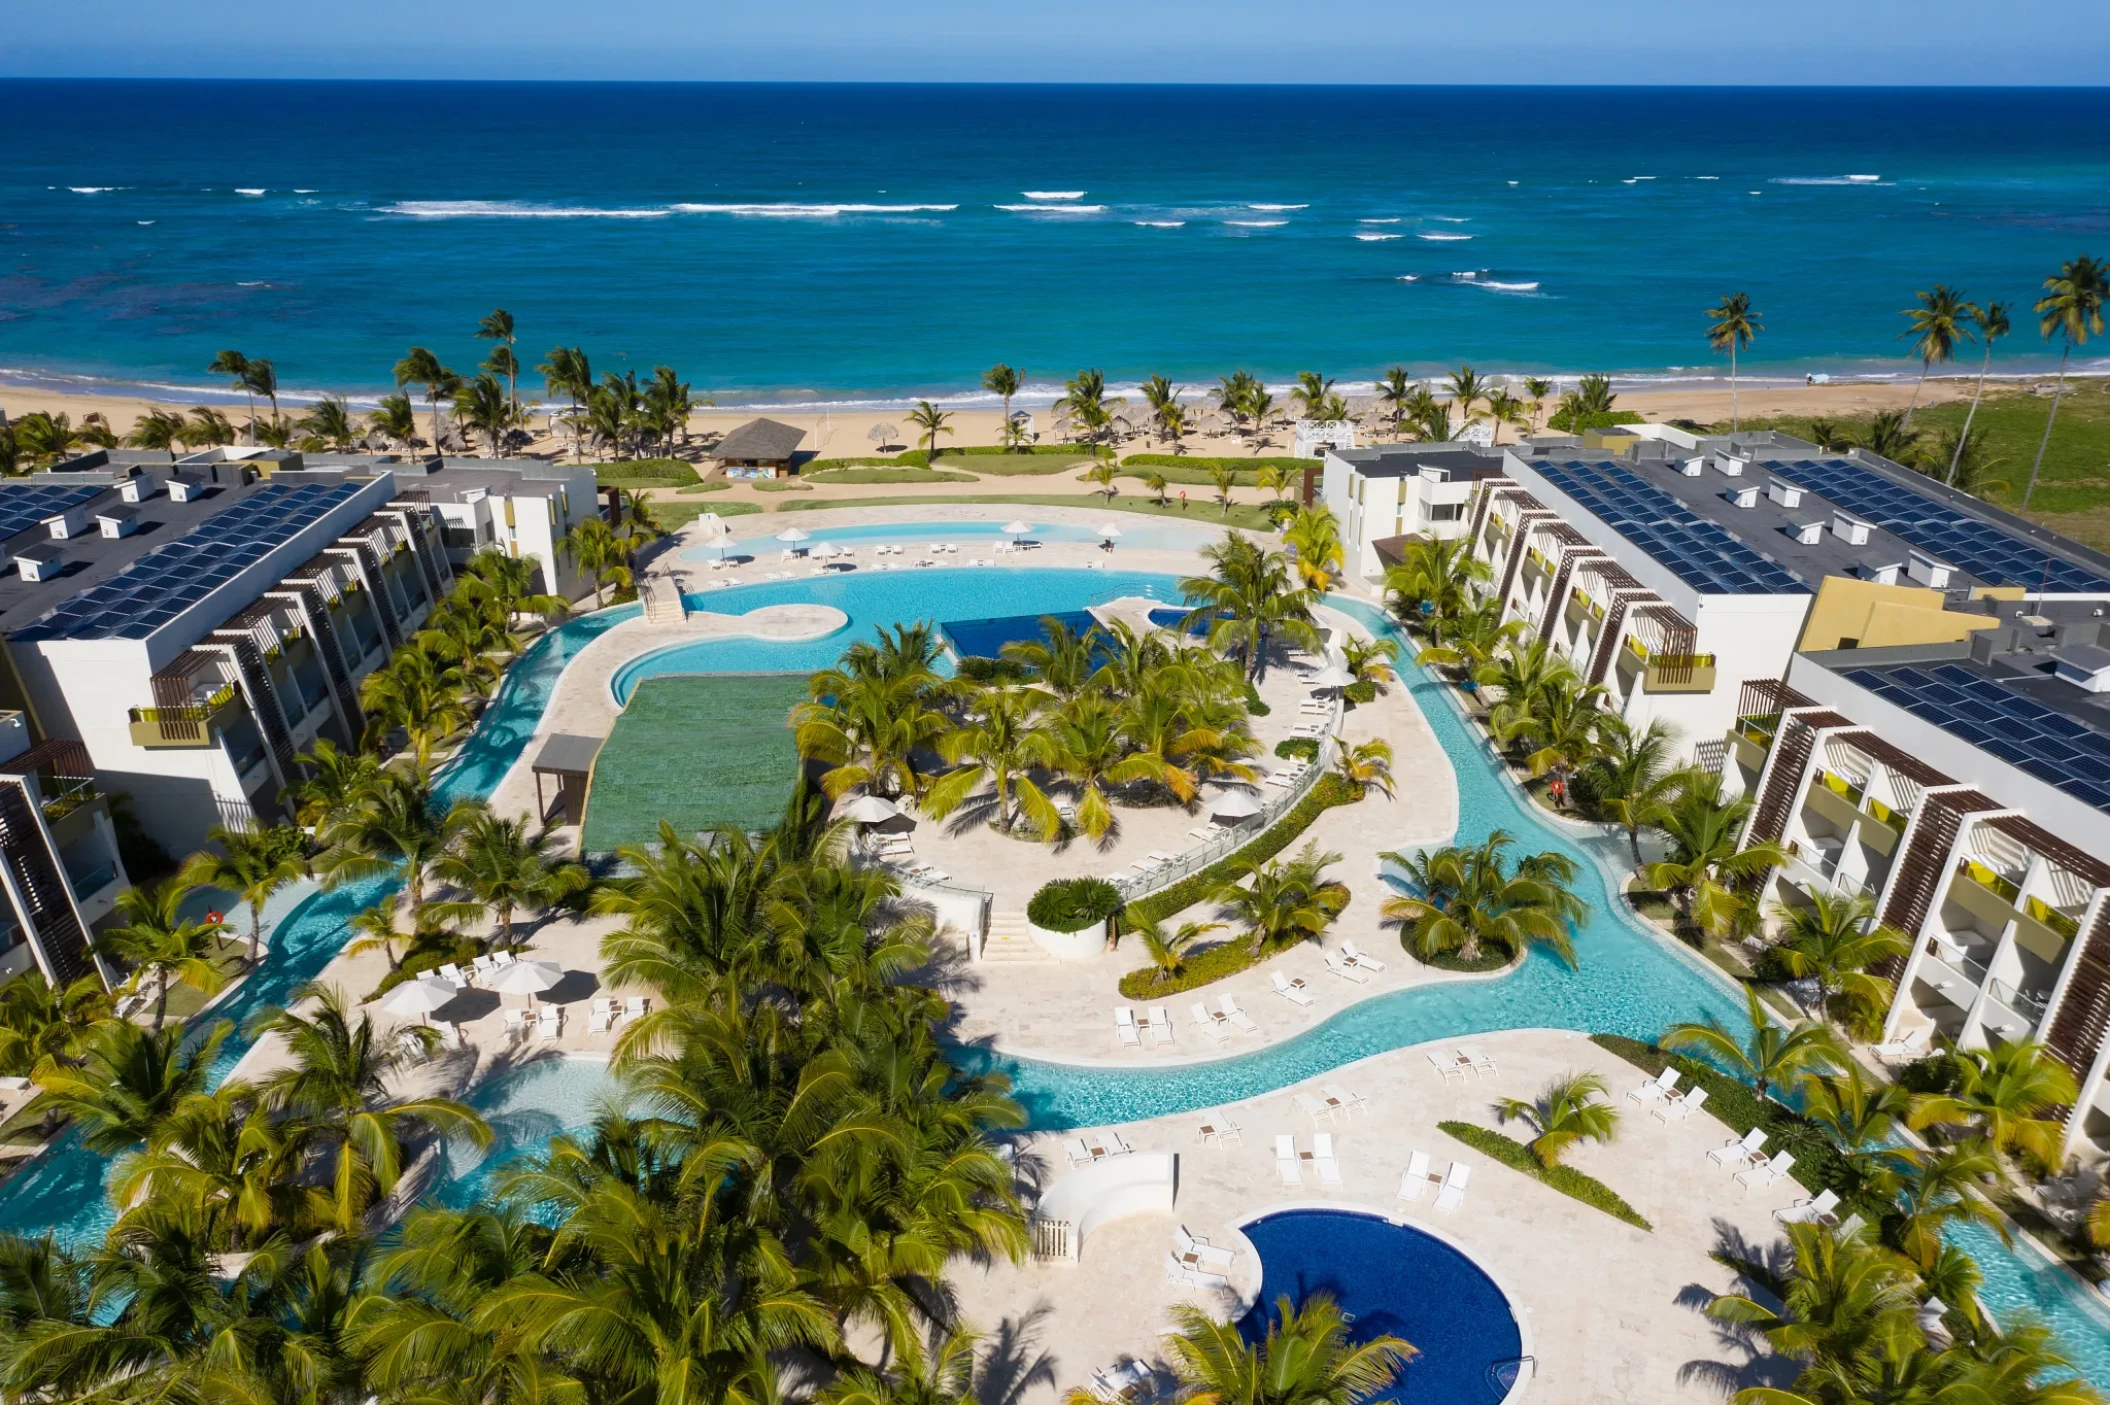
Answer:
[
  {"left": 1519, "top": 458, "right": 1808, "bottom": 596},
  {"left": 1331, "top": 445, "right": 1504, "bottom": 481}
]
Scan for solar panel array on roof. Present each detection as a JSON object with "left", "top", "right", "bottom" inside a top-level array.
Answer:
[
  {"left": 13, "top": 482, "right": 363, "bottom": 642},
  {"left": 0, "top": 485, "right": 105, "bottom": 542},
  {"left": 1769, "top": 458, "right": 2110, "bottom": 593},
  {"left": 1846, "top": 662, "right": 2110, "bottom": 814},
  {"left": 1533, "top": 460, "right": 1806, "bottom": 595}
]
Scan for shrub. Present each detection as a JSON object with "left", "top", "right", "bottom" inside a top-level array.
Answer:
[
  {"left": 955, "top": 656, "right": 1032, "bottom": 684},
  {"left": 1117, "top": 774, "right": 1353, "bottom": 938},
  {"left": 1243, "top": 684, "right": 1270, "bottom": 717},
  {"left": 952, "top": 443, "right": 1084, "bottom": 457},
  {"left": 1027, "top": 878, "right": 1124, "bottom": 934},
  {"left": 1275, "top": 737, "right": 1320, "bottom": 762},
  {"left": 1342, "top": 680, "right": 1377, "bottom": 705},
  {"left": 1438, "top": 1121, "right": 1652, "bottom": 1230},
  {"left": 1119, "top": 931, "right": 1303, "bottom": 1000},
  {"left": 1421, "top": 946, "right": 1513, "bottom": 973},
  {"left": 752, "top": 480, "right": 813, "bottom": 493},
  {"left": 1546, "top": 408, "right": 1645, "bottom": 433},
  {"left": 803, "top": 467, "right": 977, "bottom": 484},
  {"left": 591, "top": 457, "right": 701, "bottom": 483}
]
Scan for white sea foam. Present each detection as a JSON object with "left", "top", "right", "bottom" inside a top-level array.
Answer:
[
  {"left": 137, "top": 220, "right": 155, "bottom": 226},
  {"left": 1418, "top": 232, "right": 1472, "bottom": 241},
  {"left": 996, "top": 203, "right": 1106, "bottom": 213},
  {"left": 1355, "top": 232, "right": 1402, "bottom": 241},
  {"left": 1429, "top": 215, "right": 1470, "bottom": 222},
  {"left": 236, "top": 281, "right": 269, "bottom": 287},
  {"left": 1476, "top": 280, "right": 1540, "bottom": 293},
  {"left": 1847, "top": 174, "right": 1881, "bottom": 182},
  {"left": 381, "top": 200, "right": 671, "bottom": 219},
  {"left": 235, "top": 188, "right": 265, "bottom": 196},
  {"left": 68, "top": 186, "right": 121, "bottom": 194},
  {"left": 1248, "top": 203, "right": 1307, "bottom": 211},
  {"left": 1022, "top": 190, "right": 1085, "bottom": 200},
  {"left": 294, "top": 188, "right": 317, "bottom": 193},
  {"left": 1227, "top": 219, "right": 1286, "bottom": 227},
  {"left": 1133, "top": 220, "right": 1185, "bottom": 228},
  {"left": 1771, "top": 175, "right": 1892, "bottom": 186},
  {"left": 1695, "top": 175, "right": 1720, "bottom": 180},
  {"left": 672, "top": 202, "right": 956, "bottom": 216},
  {"left": 1506, "top": 180, "right": 1519, "bottom": 186},
  {"left": 1398, "top": 274, "right": 1421, "bottom": 281},
  {"left": 1359, "top": 217, "right": 1402, "bottom": 224}
]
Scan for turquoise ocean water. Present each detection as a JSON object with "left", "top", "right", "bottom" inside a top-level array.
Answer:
[{"left": 2, "top": 82, "right": 2107, "bottom": 407}]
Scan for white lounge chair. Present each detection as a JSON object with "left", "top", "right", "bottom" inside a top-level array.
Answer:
[
  {"left": 1272, "top": 971, "right": 1314, "bottom": 1007},
  {"left": 1322, "top": 1083, "right": 1366, "bottom": 1118},
  {"left": 1711, "top": 1128, "right": 1768, "bottom": 1169},
  {"left": 1434, "top": 1161, "right": 1471, "bottom": 1212},
  {"left": 1191, "top": 1002, "right": 1230, "bottom": 1044},
  {"left": 1197, "top": 1111, "right": 1242, "bottom": 1146},
  {"left": 491, "top": 950, "right": 516, "bottom": 970},
  {"left": 1342, "top": 940, "right": 1387, "bottom": 972},
  {"left": 1275, "top": 1135, "right": 1302, "bottom": 1186},
  {"left": 1064, "top": 1137, "right": 1094, "bottom": 1167},
  {"left": 437, "top": 963, "right": 468, "bottom": 988},
  {"left": 471, "top": 954, "right": 497, "bottom": 979},
  {"left": 1148, "top": 1005, "right": 1174, "bottom": 1045},
  {"left": 624, "top": 996, "right": 650, "bottom": 1021},
  {"left": 1397, "top": 1149, "right": 1434, "bottom": 1202},
  {"left": 1654, "top": 1086, "right": 1709, "bottom": 1123},
  {"left": 1737, "top": 1150, "right": 1797, "bottom": 1193},
  {"left": 535, "top": 1007, "right": 562, "bottom": 1039},
  {"left": 1103, "top": 1131, "right": 1133, "bottom": 1157},
  {"left": 1774, "top": 1188, "right": 1841, "bottom": 1225},
  {"left": 1175, "top": 1225, "right": 1236, "bottom": 1269},
  {"left": 1294, "top": 1091, "right": 1335, "bottom": 1126},
  {"left": 1872, "top": 1028, "right": 1933, "bottom": 1065},
  {"left": 588, "top": 1002, "right": 614, "bottom": 1034},
  {"left": 1324, "top": 955, "right": 1370, "bottom": 985},
  {"left": 1218, "top": 993, "right": 1259, "bottom": 1034},
  {"left": 1163, "top": 1252, "right": 1228, "bottom": 1291},
  {"left": 1427, "top": 1050, "right": 1466, "bottom": 1083},
  {"left": 1460, "top": 1046, "right": 1498, "bottom": 1076},
  {"left": 1115, "top": 1007, "right": 1141, "bottom": 1048},
  {"left": 1628, "top": 1068, "right": 1681, "bottom": 1103},
  {"left": 1313, "top": 1132, "right": 1344, "bottom": 1187}
]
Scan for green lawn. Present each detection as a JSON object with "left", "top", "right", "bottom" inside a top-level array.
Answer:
[
  {"left": 937, "top": 453, "right": 1092, "bottom": 476},
  {"left": 771, "top": 492, "right": 1279, "bottom": 532},
  {"left": 587, "top": 457, "right": 703, "bottom": 485},
  {"left": 803, "top": 467, "right": 979, "bottom": 484},
  {"left": 581, "top": 675, "right": 808, "bottom": 852},
  {"left": 150, "top": 935, "right": 252, "bottom": 1022},
  {"left": 647, "top": 498, "right": 764, "bottom": 530}
]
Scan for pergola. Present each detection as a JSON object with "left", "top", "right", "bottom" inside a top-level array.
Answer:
[{"left": 531, "top": 733, "right": 604, "bottom": 825}]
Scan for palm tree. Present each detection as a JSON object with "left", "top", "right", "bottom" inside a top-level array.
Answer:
[
  {"left": 125, "top": 406, "right": 187, "bottom": 451},
  {"left": 1643, "top": 774, "right": 1785, "bottom": 936},
  {"left": 0, "top": 970, "right": 113, "bottom": 1076},
  {"left": 1584, "top": 717, "right": 1686, "bottom": 867},
  {"left": 21, "top": 1018, "right": 226, "bottom": 1154},
  {"left": 1054, "top": 369, "right": 1118, "bottom": 452},
  {"left": 1283, "top": 505, "right": 1342, "bottom": 588},
  {"left": 342, "top": 899, "right": 408, "bottom": 972},
  {"left": 537, "top": 344, "right": 593, "bottom": 458},
  {"left": 1947, "top": 299, "right": 2011, "bottom": 485},
  {"left": 1706, "top": 1219, "right": 1923, "bottom": 1381},
  {"left": 1909, "top": 1039, "right": 2077, "bottom": 1171},
  {"left": 1888, "top": 1141, "right": 2006, "bottom": 1270},
  {"left": 1132, "top": 913, "right": 1223, "bottom": 987},
  {"left": 1243, "top": 386, "right": 1277, "bottom": 451},
  {"left": 2021, "top": 254, "right": 2109, "bottom": 509},
  {"left": 359, "top": 646, "right": 471, "bottom": 767},
  {"left": 1662, "top": 984, "right": 1842, "bottom": 1100},
  {"left": 1859, "top": 407, "right": 1920, "bottom": 464},
  {"left": 95, "top": 880, "right": 229, "bottom": 1030},
  {"left": 12, "top": 411, "right": 82, "bottom": 467},
  {"left": 1213, "top": 842, "right": 1348, "bottom": 957},
  {"left": 906, "top": 399, "right": 954, "bottom": 461},
  {"left": 1496, "top": 1070, "right": 1619, "bottom": 1167},
  {"left": 1897, "top": 284, "right": 1975, "bottom": 427},
  {"left": 1161, "top": 1295, "right": 1412, "bottom": 1405},
  {"left": 186, "top": 404, "right": 236, "bottom": 447},
  {"left": 314, "top": 771, "right": 467, "bottom": 930},
  {"left": 452, "top": 371, "right": 512, "bottom": 456},
  {"left": 288, "top": 737, "right": 379, "bottom": 828},
  {"left": 826, "top": 1324, "right": 991, "bottom": 1405},
  {"left": 1207, "top": 462, "right": 1236, "bottom": 517},
  {"left": 981, "top": 362, "right": 1022, "bottom": 435},
  {"left": 1446, "top": 365, "right": 1488, "bottom": 438},
  {"left": 1145, "top": 468, "right": 1170, "bottom": 504},
  {"left": 1178, "top": 534, "right": 1321, "bottom": 681},
  {"left": 1483, "top": 387, "right": 1527, "bottom": 446},
  {"left": 1380, "top": 829, "right": 1585, "bottom": 967},
  {"left": 563, "top": 515, "right": 636, "bottom": 606},
  {"left": 1290, "top": 370, "right": 1336, "bottom": 421},
  {"left": 240, "top": 358, "right": 280, "bottom": 433},
  {"left": 1085, "top": 459, "right": 1119, "bottom": 501},
  {"left": 208, "top": 349, "right": 256, "bottom": 440},
  {"left": 293, "top": 393, "right": 355, "bottom": 450},
  {"left": 177, "top": 823, "right": 307, "bottom": 967},
  {"left": 249, "top": 982, "right": 491, "bottom": 1233},
  {"left": 1934, "top": 426, "right": 2008, "bottom": 500},
  {"left": 394, "top": 345, "right": 457, "bottom": 450},
  {"left": 1772, "top": 890, "right": 1910, "bottom": 1033},
  {"left": 1522, "top": 375, "right": 1552, "bottom": 432},
  {"left": 924, "top": 688, "right": 1061, "bottom": 839},
  {"left": 1706, "top": 291, "right": 1762, "bottom": 432},
  {"left": 427, "top": 802, "right": 590, "bottom": 952},
  {"left": 1383, "top": 534, "right": 1489, "bottom": 645},
  {"left": 475, "top": 307, "right": 519, "bottom": 414},
  {"left": 366, "top": 391, "right": 419, "bottom": 448},
  {"left": 1333, "top": 738, "right": 1395, "bottom": 798},
  {"left": 1375, "top": 366, "right": 1414, "bottom": 436}
]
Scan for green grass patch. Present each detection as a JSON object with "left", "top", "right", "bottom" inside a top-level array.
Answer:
[
  {"left": 751, "top": 479, "right": 813, "bottom": 493},
  {"left": 151, "top": 936, "right": 251, "bottom": 1021},
  {"left": 770, "top": 493, "right": 1278, "bottom": 531},
  {"left": 646, "top": 498, "right": 764, "bottom": 530},
  {"left": 675, "top": 481, "right": 732, "bottom": 495},
  {"left": 588, "top": 458, "right": 702, "bottom": 484},
  {"left": 803, "top": 467, "right": 978, "bottom": 484},
  {"left": 1116, "top": 454, "right": 1315, "bottom": 488},
  {"left": 806, "top": 452, "right": 931, "bottom": 470},
  {"left": 1438, "top": 1121, "right": 1653, "bottom": 1230},
  {"left": 582, "top": 674, "right": 809, "bottom": 852},
  {"left": 952, "top": 453, "right": 1093, "bottom": 475},
  {"left": 1590, "top": 1033, "right": 1854, "bottom": 1203},
  {"left": 951, "top": 443, "right": 1087, "bottom": 457}
]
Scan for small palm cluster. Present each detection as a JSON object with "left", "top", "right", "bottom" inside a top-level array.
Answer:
[{"left": 1381, "top": 828, "right": 1586, "bottom": 968}]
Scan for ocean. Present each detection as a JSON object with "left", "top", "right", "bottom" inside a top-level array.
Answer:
[{"left": 2, "top": 80, "right": 2107, "bottom": 409}]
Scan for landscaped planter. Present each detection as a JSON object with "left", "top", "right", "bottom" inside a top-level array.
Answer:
[{"left": 1027, "top": 916, "right": 1110, "bottom": 960}]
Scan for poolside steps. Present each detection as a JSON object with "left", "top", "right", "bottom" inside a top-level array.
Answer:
[
  {"left": 981, "top": 911, "right": 1057, "bottom": 964},
  {"left": 640, "top": 577, "right": 687, "bottom": 624}
]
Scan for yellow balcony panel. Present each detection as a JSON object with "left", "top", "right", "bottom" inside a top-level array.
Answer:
[{"left": 1642, "top": 654, "right": 1717, "bottom": 694}]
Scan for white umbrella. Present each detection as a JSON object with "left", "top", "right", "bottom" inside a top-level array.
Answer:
[
  {"left": 1097, "top": 523, "right": 1124, "bottom": 539},
  {"left": 1311, "top": 664, "right": 1354, "bottom": 689},
  {"left": 381, "top": 976, "right": 458, "bottom": 1017},
  {"left": 1002, "top": 519, "right": 1033, "bottom": 540},
  {"left": 488, "top": 960, "right": 564, "bottom": 997},
  {"left": 696, "top": 513, "right": 737, "bottom": 558},
  {"left": 1210, "top": 789, "right": 1264, "bottom": 821},
  {"left": 815, "top": 541, "right": 844, "bottom": 559},
  {"left": 776, "top": 526, "right": 811, "bottom": 543},
  {"left": 840, "top": 794, "right": 901, "bottom": 823}
]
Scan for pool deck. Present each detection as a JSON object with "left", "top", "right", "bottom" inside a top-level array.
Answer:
[{"left": 969, "top": 1027, "right": 1804, "bottom": 1405}]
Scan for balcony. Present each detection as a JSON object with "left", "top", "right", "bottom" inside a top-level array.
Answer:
[
  {"left": 1785, "top": 838, "right": 1868, "bottom": 898},
  {"left": 1624, "top": 637, "right": 1717, "bottom": 694},
  {"left": 1920, "top": 945, "right": 1986, "bottom": 1011},
  {"left": 36, "top": 774, "right": 98, "bottom": 823},
  {"left": 68, "top": 861, "right": 117, "bottom": 901},
  {"left": 129, "top": 685, "right": 243, "bottom": 749},
  {"left": 1984, "top": 978, "right": 2050, "bottom": 1039},
  {"left": 1958, "top": 857, "right": 2022, "bottom": 906}
]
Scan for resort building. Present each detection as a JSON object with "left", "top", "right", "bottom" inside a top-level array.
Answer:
[
  {"left": 413, "top": 460, "right": 597, "bottom": 597},
  {"left": 0, "top": 721, "right": 126, "bottom": 993},
  {"left": 712, "top": 417, "right": 807, "bottom": 479},
  {"left": 0, "top": 462, "right": 454, "bottom": 859},
  {"left": 1319, "top": 443, "right": 1504, "bottom": 577}
]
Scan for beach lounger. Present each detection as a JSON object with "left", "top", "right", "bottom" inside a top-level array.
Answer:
[
  {"left": 1324, "top": 955, "right": 1370, "bottom": 984},
  {"left": 1104, "top": 1131, "right": 1132, "bottom": 1157},
  {"left": 1275, "top": 1135, "right": 1302, "bottom": 1187},
  {"left": 1313, "top": 1132, "right": 1344, "bottom": 1187},
  {"left": 1710, "top": 1128, "right": 1768, "bottom": 1169},
  {"left": 1271, "top": 971, "right": 1314, "bottom": 1006},
  {"left": 1737, "top": 1151, "right": 1797, "bottom": 1193},
  {"left": 1427, "top": 1050, "right": 1466, "bottom": 1083},
  {"left": 1653, "top": 1086, "right": 1709, "bottom": 1123},
  {"left": 624, "top": 996, "right": 649, "bottom": 1021},
  {"left": 1064, "top": 1137, "right": 1095, "bottom": 1168},
  {"left": 1628, "top": 1068, "right": 1681, "bottom": 1103},
  {"left": 1872, "top": 1028, "right": 1932, "bottom": 1064},
  {"left": 1218, "top": 994, "right": 1259, "bottom": 1034},
  {"left": 535, "top": 1008, "right": 562, "bottom": 1040},
  {"left": 1460, "top": 1046, "right": 1498, "bottom": 1076},
  {"left": 1434, "top": 1162, "right": 1471, "bottom": 1212},
  {"left": 1294, "top": 1091, "right": 1336, "bottom": 1126},
  {"left": 1163, "top": 1252, "right": 1228, "bottom": 1291},
  {"left": 1197, "top": 1111, "right": 1241, "bottom": 1145},
  {"left": 1265, "top": 772, "right": 1297, "bottom": 789},
  {"left": 1147, "top": 1005, "right": 1174, "bottom": 1045},
  {"left": 1774, "top": 1189, "right": 1841, "bottom": 1225},
  {"left": 1115, "top": 1007, "right": 1141, "bottom": 1048},
  {"left": 437, "top": 963, "right": 468, "bottom": 988},
  {"left": 1175, "top": 1225, "right": 1237, "bottom": 1270},
  {"left": 492, "top": 951, "right": 516, "bottom": 969},
  {"left": 1341, "top": 940, "right": 1386, "bottom": 972},
  {"left": 1397, "top": 1149, "right": 1434, "bottom": 1202},
  {"left": 588, "top": 999, "right": 615, "bottom": 1034},
  {"left": 472, "top": 954, "right": 497, "bottom": 978},
  {"left": 1322, "top": 1083, "right": 1366, "bottom": 1118},
  {"left": 1191, "top": 1002, "right": 1230, "bottom": 1044}
]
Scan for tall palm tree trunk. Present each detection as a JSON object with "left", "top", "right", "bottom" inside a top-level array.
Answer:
[
  {"left": 1903, "top": 356, "right": 1930, "bottom": 427},
  {"left": 1729, "top": 345, "right": 1738, "bottom": 434},
  {"left": 1948, "top": 342, "right": 1996, "bottom": 484},
  {"left": 2022, "top": 344, "right": 2072, "bottom": 510}
]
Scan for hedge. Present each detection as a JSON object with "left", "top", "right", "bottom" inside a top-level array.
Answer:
[
  {"left": 1590, "top": 1033, "right": 1852, "bottom": 1202},
  {"left": 1275, "top": 737, "right": 1319, "bottom": 762},
  {"left": 803, "top": 467, "right": 977, "bottom": 484},
  {"left": 1120, "top": 930, "right": 1307, "bottom": 1001},
  {"left": 590, "top": 457, "right": 702, "bottom": 483},
  {"left": 751, "top": 480, "right": 813, "bottom": 493},
  {"left": 1123, "top": 454, "right": 1317, "bottom": 470},
  {"left": 1439, "top": 1121, "right": 1653, "bottom": 1231},
  {"left": 1027, "top": 878, "right": 1124, "bottom": 933}
]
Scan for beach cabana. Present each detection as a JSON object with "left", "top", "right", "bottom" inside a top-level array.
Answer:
[
  {"left": 531, "top": 733, "right": 604, "bottom": 826},
  {"left": 713, "top": 417, "right": 807, "bottom": 479}
]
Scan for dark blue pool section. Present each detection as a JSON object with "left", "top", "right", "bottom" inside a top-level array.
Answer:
[
  {"left": 942, "top": 609, "right": 1102, "bottom": 660},
  {"left": 1237, "top": 1209, "right": 1523, "bottom": 1403}
]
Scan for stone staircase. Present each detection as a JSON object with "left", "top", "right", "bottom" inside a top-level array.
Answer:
[
  {"left": 980, "top": 910, "right": 1055, "bottom": 964},
  {"left": 640, "top": 577, "right": 687, "bottom": 625}
]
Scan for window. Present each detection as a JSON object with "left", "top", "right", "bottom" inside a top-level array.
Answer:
[
  {"left": 442, "top": 526, "right": 477, "bottom": 550},
  {"left": 1423, "top": 502, "right": 1465, "bottom": 522}
]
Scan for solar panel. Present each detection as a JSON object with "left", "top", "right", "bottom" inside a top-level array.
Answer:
[
  {"left": 13, "top": 482, "right": 364, "bottom": 642},
  {"left": 0, "top": 484, "right": 104, "bottom": 540},
  {"left": 1533, "top": 460, "right": 1806, "bottom": 595},
  {"left": 1845, "top": 663, "right": 2110, "bottom": 815},
  {"left": 1770, "top": 458, "right": 2110, "bottom": 593}
]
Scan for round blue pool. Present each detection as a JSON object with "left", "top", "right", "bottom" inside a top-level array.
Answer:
[{"left": 1237, "top": 1209, "right": 1525, "bottom": 1403}]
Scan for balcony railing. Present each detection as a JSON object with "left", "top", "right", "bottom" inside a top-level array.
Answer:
[
  {"left": 68, "top": 861, "right": 117, "bottom": 900},
  {"left": 1988, "top": 977, "right": 2050, "bottom": 1020},
  {"left": 2024, "top": 894, "right": 2082, "bottom": 941},
  {"left": 38, "top": 775, "right": 98, "bottom": 822},
  {"left": 1958, "top": 857, "right": 2022, "bottom": 905},
  {"left": 129, "top": 685, "right": 244, "bottom": 749}
]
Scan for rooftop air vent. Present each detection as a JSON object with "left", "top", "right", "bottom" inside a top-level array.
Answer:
[
  {"left": 119, "top": 473, "right": 161, "bottom": 503},
  {"left": 1725, "top": 485, "right": 1760, "bottom": 509},
  {"left": 15, "top": 543, "right": 64, "bottom": 581},
  {"left": 1832, "top": 511, "right": 1872, "bottom": 546},
  {"left": 1786, "top": 521, "right": 1825, "bottom": 545},
  {"left": 1858, "top": 560, "right": 1904, "bottom": 585},
  {"left": 96, "top": 506, "right": 137, "bottom": 539},
  {"left": 167, "top": 472, "right": 206, "bottom": 503},
  {"left": 42, "top": 506, "right": 89, "bottom": 539},
  {"left": 1906, "top": 548, "right": 1954, "bottom": 590},
  {"left": 1679, "top": 457, "right": 1705, "bottom": 477},
  {"left": 2052, "top": 644, "right": 2110, "bottom": 694},
  {"left": 1765, "top": 479, "right": 1804, "bottom": 508},
  {"left": 1714, "top": 454, "right": 1748, "bottom": 477}
]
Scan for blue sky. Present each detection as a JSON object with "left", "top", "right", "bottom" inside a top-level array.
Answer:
[{"left": 6, "top": 0, "right": 2107, "bottom": 83}]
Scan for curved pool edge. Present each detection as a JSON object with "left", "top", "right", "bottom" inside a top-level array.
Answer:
[{"left": 1230, "top": 1202, "right": 1535, "bottom": 1404}]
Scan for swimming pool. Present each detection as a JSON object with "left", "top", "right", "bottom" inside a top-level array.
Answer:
[
  {"left": 677, "top": 517, "right": 1226, "bottom": 560},
  {"left": 434, "top": 1055, "right": 626, "bottom": 1209},
  {"left": 1237, "top": 1209, "right": 1525, "bottom": 1403}
]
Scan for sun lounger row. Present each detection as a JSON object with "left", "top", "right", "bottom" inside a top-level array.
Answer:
[
  {"left": 1710, "top": 1128, "right": 1801, "bottom": 1192},
  {"left": 502, "top": 1005, "right": 565, "bottom": 1041},
  {"left": 586, "top": 995, "right": 651, "bottom": 1033},
  {"left": 1063, "top": 1131, "right": 1134, "bottom": 1166},
  {"left": 1396, "top": 1150, "right": 1472, "bottom": 1211},
  {"left": 1426, "top": 1046, "right": 1498, "bottom": 1081},
  {"left": 1188, "top": 995, "right": 1258, "bottom": 1044},
  {"left": 1291, "top": 1082, "right": 1366, "bottom": 1125},
  {"left": 1275, "top": 1132, "right": 1344, "bottom": 1188},
  {"left": 1629, "top": 1066, "right": 1712, "bottom": 1122},
  {"left": 1083, "top": 1359, "right": 1159, "bottom": 1402}
]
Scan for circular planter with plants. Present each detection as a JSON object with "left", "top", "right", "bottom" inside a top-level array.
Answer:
[{"left": 1024, "top": 877, "right": 1125, "bottom": 959}]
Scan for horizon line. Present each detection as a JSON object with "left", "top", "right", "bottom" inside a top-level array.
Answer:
[{"left": 4, "top": 76, "right": 2110, "bottom": 91}]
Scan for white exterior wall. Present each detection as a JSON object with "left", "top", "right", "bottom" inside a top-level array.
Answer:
[{"left": 1323, "top": 452, "right": 1480, "bottom": 581}]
